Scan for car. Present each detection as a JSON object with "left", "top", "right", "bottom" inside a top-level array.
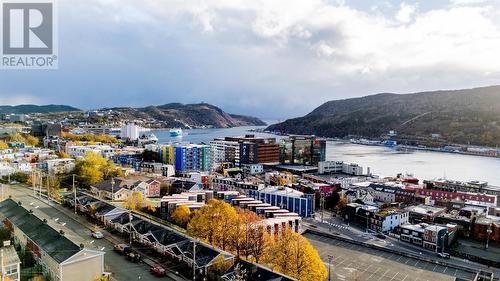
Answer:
[
  {"left": 127, "top": 250, "right": 142, "bottom": 263},
  {"left": 150, "top": 265, "right": 166, "bottom": 277},
  {"left": 114, "top": 244, "right": 131, "bottom": 255},
  {"left": 376, "top": 232, "right": 386, "bottom": 239},
  {"left": 91, "top": 231, "right": 104, "bottom": 239},
  {"left": 437, "top": 252, "right": 450, "bottom": 259}
]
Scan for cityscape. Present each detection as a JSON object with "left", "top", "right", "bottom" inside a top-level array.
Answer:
[{"left": 1, "top": 1, "right": 500, "bottom": 281}]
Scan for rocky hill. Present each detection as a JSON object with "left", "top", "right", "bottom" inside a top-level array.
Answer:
[
  {"left": 267, "top": 86, "right": 500, "bottom": 146},
  {"left": 106, "top": 103, "right": 266, "bottom": 128},
  {"left": 0, "top": 104, "right": 80, "bottom": 114}
]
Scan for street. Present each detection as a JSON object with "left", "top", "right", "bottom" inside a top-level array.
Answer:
[
  {"left": 3, "top": 184, "right": 185, "bottom": 281},
  {"left": 305, "top": 211, "right": 500, "bottom": 277}
]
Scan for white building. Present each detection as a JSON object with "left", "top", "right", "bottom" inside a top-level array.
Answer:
[
  {"left": 120, "top": 123, "right": 140, "bottom": 141},
  {"left": 318, "top": 161, "right": 363, "bottom": 176},
  {"left": 210, "top": 139, "right": 240, "bottom": 165},
  {"left": 67, "top": 145, "right": 116, "bottom": 159},
  {"left": 41, "top": 158, "right": 76, "bottom": 174},
  {"left": 242, "top": 164, "right": 264, "bottom": 175},
  {"left": 0, "top": 245, "right": 21, "bottom": 281},
  {"left": 370, "top": 209, "right": 409, "bottom": 233}
]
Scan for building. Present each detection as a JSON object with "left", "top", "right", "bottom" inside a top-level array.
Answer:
[
  {"left": 174, "top": 144, "right": 212, "bottom": 172},
  {"left": 369, "top": 208, "right": 409, "bottom": 233},
  {"left": 91, "top": 177, "right": 162, "bottom": 200},
  {"left": 473, "top": 216, "right": 500, "bottom": 243},
  {"left": 317, "top": 161, "right": 363, "bottom": 176},
  {"left": 224, "top": 135, "right": 280, "bottom": 165},
  {"left": 400, "top": 224, "right": 425, "bottom": 246},
  {"left": 0, "top": 199, "right": 105, "bottom": 281},
  {"left": 405, "top": 205, "right": 446, "bottom": 223},
  {"left": 242, "top": 164, "right": 264, "bottom": 175},
  {"left": 120, "top": 123, "right": 140, "bottom": 141},
  {"left": 415, "top": 188, "right": 497, "bottom": 207},
  {"left": 67, "top": 144, "right": 116, "bottom": 159},
  {"left": 247, "top": 186, "right": 314, "bottom": 217},
  {"left": 279, "top": 136, "right": 326, "bottom": 166},
  {"left": 135, "top": 161, "right": 174, "bottom": 177},
  {"left": 423, "top": 225, "right": 448, "bottom": 252},
  {"left": 31, "top": 121, "right": 62, "bottom": 137},
  {"left": 40, "top": 158, "right": 76, "bottom": 174},
  {"left": 210, "top": 139, "right": 240, "bottom": 165},
  {"left": 0, "top": 245, "right": 21, "bottom": 281},
  {"left": 158, "top": 144, "right": 175, "bottom": 165},
  {"left": 8, "top": 114, "right": 26, "bottom": 123}
]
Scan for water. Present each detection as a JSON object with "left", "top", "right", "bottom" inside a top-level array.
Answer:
[
  {"left": 150, "top": 126, "right": 500, "bottom": 186},
  {"left": 326, "top": 142, "right": 500, "bottom": 186}
]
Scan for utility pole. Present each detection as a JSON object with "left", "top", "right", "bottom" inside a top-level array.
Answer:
[
  {"left": 486, "top": 224, "right": 492, "bottom": 250},
  {"left": 327, "top": 255, "right": 333, "bottom": 281},
  {"left": 73, "top": 174, "right": 77, "bottom": 215},
  {"left": 320, "top": 192, "right": 325, "bottom": 221},
  {"left": 111, "top": 178, "right": 115, "bottom": 202},
  {"left": 192, "top": 240, "right": 197, "bottom": 281},
  {"left": 1, "top": 248, "right": 4, "bottom": 281},
  {"left": 129, "top": 210, "right": 132, "bottom": 246}
]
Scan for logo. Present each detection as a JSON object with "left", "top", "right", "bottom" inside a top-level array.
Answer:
[{"left": 1, "top": 0, "right": 57, "bottom": 69}]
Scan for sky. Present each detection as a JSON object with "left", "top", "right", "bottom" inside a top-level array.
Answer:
[{"left": 1, "top": 0, "right": 500, "bottom": 119}]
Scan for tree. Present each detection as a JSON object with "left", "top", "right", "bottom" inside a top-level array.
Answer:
[
  {"left": 0, "top": 141, "right": 8, "bottom": 149},
  {"left": 336, "top": 195, "right": 348, "bottom": 211},
  {"left": 25, "top": 135, "right": 39, "bottom": 146},
  {"left": 124, "top": 191, "right": 144, "bottom": 210},
  {"left": 58, "top": 151, "right": 70, "bottom": 158},
  {"left": 246, "top": 225, "right": 268, "bottom": 263},
  {"left": 171, "top": 205, "right": 191, "bottom": 228},
  {"left": 233, "top": 208, "right": 261, "bottom": 259},
  {"left": 325, "top": 192, "right": 341, "bottom": 210},
  {"left": 8, "top": 133, "right": 27, "bottom": 143},
  {"left": 265, "top": 228, "right": 327, "bottom": 281},
  {"left": 187, "top": 199, "right": 238, "bottom": 251},
  {"left": 74, "top": 151, "right": 123, "bottom": 187}
]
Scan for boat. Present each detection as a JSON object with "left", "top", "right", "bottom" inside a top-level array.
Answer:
[{"left": 169, "top": 128, "right": 183, "bottom": 137}]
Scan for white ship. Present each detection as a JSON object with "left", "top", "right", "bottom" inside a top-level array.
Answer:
[{"left": 169, "top": 128, "right": 183, "bottom": 137}]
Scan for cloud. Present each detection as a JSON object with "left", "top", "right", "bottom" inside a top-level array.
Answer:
[
  {"left": 0, "top": 94, "right": 41, "bottom": 105},
  {"left": 1, "top": 0, "right": 500, "bottom": 118},
  {"left": 396, "top": 2, "right": 418, "bottom": 23}
]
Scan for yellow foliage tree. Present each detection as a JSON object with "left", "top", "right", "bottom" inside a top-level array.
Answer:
[
  {"left": 187, "top": 199, "right": 238, "bottom": 251},
  {"left": 265, "top": 228, "right": 327, "bottom": 281},
  {"left": 75, "top": 151, "right": 123, "bottom": 186},
  {"left": 0, "top": 141, "right": 8, "bottom": 149},
  {"left": 233, "top": 208, "right": 261, "bottom": 259},
  {"left": 25, "top": 135, "right": 39, "bottom": 146},
  {"left": 8, "top": 133, "right": 27, "bottom": 143},
  {"left": 171, "top": 205, "right": 191, "bottom": 228},
  {"left": 58, "top": 151, "right": 71, "bottom": 158},
  {"left": 124, "top": 191, "right": 144, "bottom": 210}
]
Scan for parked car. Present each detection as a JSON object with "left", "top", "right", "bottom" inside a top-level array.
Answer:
[
  {"left": 376, "top": 232, "right": 386, "bottom": 239},
  {"left": 127, "top": 250, "right": 142, "bottom": 263},
  {"left": 150, "top": 265, "right": 166, "bottom": 277},
  {"left": 91, "top": 231, "right": 104, "bottom": 239},
  {"left": 114, "top": 244, "right": 131, "bottom": 255},
  {"left": 437, "top": 252, "right": 450, "bottom": 259}
]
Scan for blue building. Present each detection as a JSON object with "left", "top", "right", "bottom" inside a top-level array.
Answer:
[
  {"left": 174, "top": 144, "right": 212, "bottom": 172},
  {"left": 247, "top": 186, "right": 314, "bottom": 217}
]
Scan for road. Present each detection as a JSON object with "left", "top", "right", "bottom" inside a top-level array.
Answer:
[
  {"left": 3, "top": 184, "right": 184, "bottom": 281},
  {"left": 306, "top": 232, "right": 473, "bottom": 281},
  {"left": 306, "top": 211, "right": 499, "bottom": 277}
]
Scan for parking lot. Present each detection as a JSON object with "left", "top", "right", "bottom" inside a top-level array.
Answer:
[{"left": 305, "top": 232, "right": 477, "bottom": 281}]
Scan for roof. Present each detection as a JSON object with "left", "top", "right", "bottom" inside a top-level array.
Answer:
[
  {"left": 0, "top": 246, "right": 21, "bottom": 266},
  {"left": 222, "top": 260, "right": 297, "bottom": 281},
  {"left": 0, "top": 199, "right": 82, "bottom": 264}
]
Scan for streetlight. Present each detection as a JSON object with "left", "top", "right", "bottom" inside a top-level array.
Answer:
[
  {"left": 111, "top": 177, "right": 115, "bottom": 202},
  {"left": 365, "top": 211, "right": 370, "bottom": 233},
  {"left": 486, "top": 224, "right": 492, "bottom": 250},
  {"left": 327, "top": 255, "right": 333, "bottom": 281}
]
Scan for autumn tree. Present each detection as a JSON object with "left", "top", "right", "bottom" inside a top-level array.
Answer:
[
  {"left": 124, "top": 191, "right": 144, "bottom": 210},
  {"left": 74, "top": 151, "right": 123, "bottom": 187},
  {"left": 336, "top": 194, "right": 348, "bottom": 211},
  {"left": 0, "top": 141, "right": 8, "bottom": 149},
  {"left": 233, "top": 208, "right": 261, "bottom": 259},
  {"left": 265, "top": 228, "right": 327, "bottom": 281},
  {"left": 187, "top": 199, "right": 238, "bottom": 251},
  {"left": 58, "top": 151, "right": 71, "bottom": 158},
  {"left": 25, "top": 135, "right": 39, "bottom": 146},
  {"left": 171, "top": 205, "right": 191, "bottom": 228},
  {"left": 8, "top": 133, "right": 27, "bottom": 143}
]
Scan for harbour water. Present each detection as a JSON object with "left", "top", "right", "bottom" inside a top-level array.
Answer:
[{"left": 150, "top": 126, "right": 500, "bottom": 186}]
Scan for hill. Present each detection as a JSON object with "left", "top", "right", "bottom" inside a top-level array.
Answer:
[
  {"left": 0, "top": 104, "right": 80, "bottom": 114},
  {"left": 267, "top": 86, "right": 500, "bottom": 147},
  {"left": 106, "top": 103, "right": 266, "bottom": 128}
]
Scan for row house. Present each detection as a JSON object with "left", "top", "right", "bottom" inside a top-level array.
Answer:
[
  {"left": 416, "top": 188, "right": 497, "bottom": 207},
  {"left": 91, "top": 177, "right": 162, "bottom": 200},
  {"left": 400, "top": 223, "right": 452, "bottom": 252},
  {"left": 0, "top": 199, "right": 105, "bottom": 281}
]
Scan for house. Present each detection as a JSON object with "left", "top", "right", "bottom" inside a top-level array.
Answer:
[
  {"left": 0, "top": 199, "right": 105, "bottom": 281},
  {"left": 346, "top": 188, "right": 374, "bottom": 204},
  {"left": 400, "top": 224, "right": 425, "bottom": 246},
  {"left": 369, "top": 208, "right": 409, "bottom": 233},
  {"left": 222, "top": 260, "right": 297, "bottom": 281},
  {"left": 40, "top": 158, "right": 75, "bottom": 175},
  {"left": 133, "top": 179, "right": 161, "bottom": 198},
  {"left": 0, "top": 245, "right": 21, "bottom": 281},
  {"left": 91, "top": 178, "right": 134, "bottom": 201}
]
